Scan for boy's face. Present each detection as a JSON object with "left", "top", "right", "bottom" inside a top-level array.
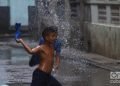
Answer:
[{"left": 46, "top": 32, "right": 57, "bottom": 43}]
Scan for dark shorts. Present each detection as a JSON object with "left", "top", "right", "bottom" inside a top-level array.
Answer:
[
  {"left": 31, "top": 69, "right": 62, "bottom": 86},
  {"left": 31, "top": 69, "right": 49, "bottom": 86},
  {"left": 48, "top": 75, "right": 62, "bottom": 86}
]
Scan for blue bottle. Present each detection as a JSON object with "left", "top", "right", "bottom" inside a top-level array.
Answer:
[{"left": 15, "top": 23, "right": 21, "bottom": 39}]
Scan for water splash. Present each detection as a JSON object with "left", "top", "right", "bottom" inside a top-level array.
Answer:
[{"left": 35, "top": 0, "right": 71, "bottom": 46}]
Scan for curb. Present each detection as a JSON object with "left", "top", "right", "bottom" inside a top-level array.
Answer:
[{"left": 61, "top": 48, "right": 120, "bottom": 71}]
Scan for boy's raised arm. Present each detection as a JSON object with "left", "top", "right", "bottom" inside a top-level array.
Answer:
[{"left": 17, "top": 38, "right": 40, "bottom": 54}]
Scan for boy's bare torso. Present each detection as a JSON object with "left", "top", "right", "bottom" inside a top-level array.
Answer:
[{"left": 36, "top": 44, "right": 54, "bottom": 74}]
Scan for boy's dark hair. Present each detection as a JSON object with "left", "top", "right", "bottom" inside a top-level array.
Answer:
[{"left": 42, "top": 26, "right": 58, "bottom": 39}]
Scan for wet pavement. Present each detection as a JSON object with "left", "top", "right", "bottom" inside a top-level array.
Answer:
[
  {"left": 0, "top": 55, "right": 118, "bottom": 86},
  {"left": 0, "top": 57, "right": 109, "bottom": 86},
  {"left": 0, "top": 41, "right": 120, "bottom": 86}
]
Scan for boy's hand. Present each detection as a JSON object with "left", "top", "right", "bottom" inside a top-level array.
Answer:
[
  {"left": 16, "top": 38, "right": 22, "bottom": 43},
  {"left": 53, "top": 65, "right": 59, "bottom": 71},
  {"left": 55, "top": 65, "right": 59, "bottom": 69},
  {"left": 52, "top": 65, "right": 59, "bottom": 75}
]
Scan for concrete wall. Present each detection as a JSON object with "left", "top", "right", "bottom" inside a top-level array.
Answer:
[
  {"left": 0, "top": 0, "right": 9, "bottom": 6},
  {"left": 10, "top": 0, "right": 35, "bottom": 26},
  {"left": 0, "top": 7, "right": 10, "bottom": 33},
  {"left": 86, "top": 23, "right": 120, "bottom": 59},
  {"left": 0, "top": 0, "right": 35, "bottom": 31},
  {"left": 0, "top": 0, "right": 35, "bottom": 26}
]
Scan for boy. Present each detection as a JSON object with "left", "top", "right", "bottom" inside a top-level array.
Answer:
[
  {"left": 39, "top": 36, "right": 61, "bottom": 70},
  {"left": 16, "top": 26, "right": 62, "bottom": 86},
  {"left": 29, "top": 28, "right": 62, "bottom": 71}
]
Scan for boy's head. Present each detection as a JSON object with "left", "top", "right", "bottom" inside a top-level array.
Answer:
[{"left": 42, "top": 26, "right": 58, "bottom": 43}]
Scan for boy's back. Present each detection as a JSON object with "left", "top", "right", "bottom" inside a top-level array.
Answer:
[{"left": 36, "top": 44, "right": 54, "bottom": 73}]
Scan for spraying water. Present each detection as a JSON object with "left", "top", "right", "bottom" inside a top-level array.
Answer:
[
  {"left": 33, "top": 0, "right": 88, "bottom": 50},
  {"left": 34, "top": 0, "right": 71, "bottom": 47}
]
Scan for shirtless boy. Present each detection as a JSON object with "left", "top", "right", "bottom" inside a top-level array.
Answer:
[{"left": 16, "top": 26, "right": 62, "bottom": 86}]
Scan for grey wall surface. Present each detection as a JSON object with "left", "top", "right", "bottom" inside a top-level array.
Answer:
[
  {"left": 0, "top": 7, "right": 10, "bottom": 33},
  {"left": 86, "top": 23, "right": 120, "bottom": 59},
  {"left": 10, "top": 6, "right": 36, "bottom": 31}
]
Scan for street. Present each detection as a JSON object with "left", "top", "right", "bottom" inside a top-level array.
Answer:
[{"left": 0, "top": 44, "right": 117, "bottom": 86}]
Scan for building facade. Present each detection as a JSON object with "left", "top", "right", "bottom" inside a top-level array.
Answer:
[
  {"left": 86, "top": 0, "right": 120, "bottom": 26},
  {"left": 68, "top": 0, "right": 88, "bottom": 50},
  {"left": 0, "top": 0, "right": 35, "bottom": 33},
  {"left": 85, "top": 0, "right": 120, "bottom": 59}
]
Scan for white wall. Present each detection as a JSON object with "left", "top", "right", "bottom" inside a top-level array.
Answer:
[
  {"left": 0, "top": 0, "right": 9, "bottom": 6},
  {"left": 0, "top": 0, "right": 35, "bottom": 26},
  {"left": 87, "top": 23, "right": 120, "bottom": 59},
  {"left": 10, "top": 0, "right": 35, "bottom": 26},
  {"left": 91, "top": 5, "right": 98, "bottom": 23}
]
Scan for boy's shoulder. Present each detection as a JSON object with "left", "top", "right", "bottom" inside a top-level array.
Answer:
[
  {"left": 34, "top": 45, "right": 45, "bottom": 52},
  {"left": 38, "top": 44, "right": 45, "bottom": 49}
]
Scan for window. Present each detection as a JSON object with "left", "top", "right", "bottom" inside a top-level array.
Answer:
[
  {"left": 111, "top": 6, "right": 120, "bottom": 25},
  {"left": 90, "top": 1, "right": 120, "bottom": 26},
  {"left": 69, "top": 0, "right": 80, "bottom": 18},
  {"left": 98, "top": 5, "right": 107, "bottom": 23}
]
